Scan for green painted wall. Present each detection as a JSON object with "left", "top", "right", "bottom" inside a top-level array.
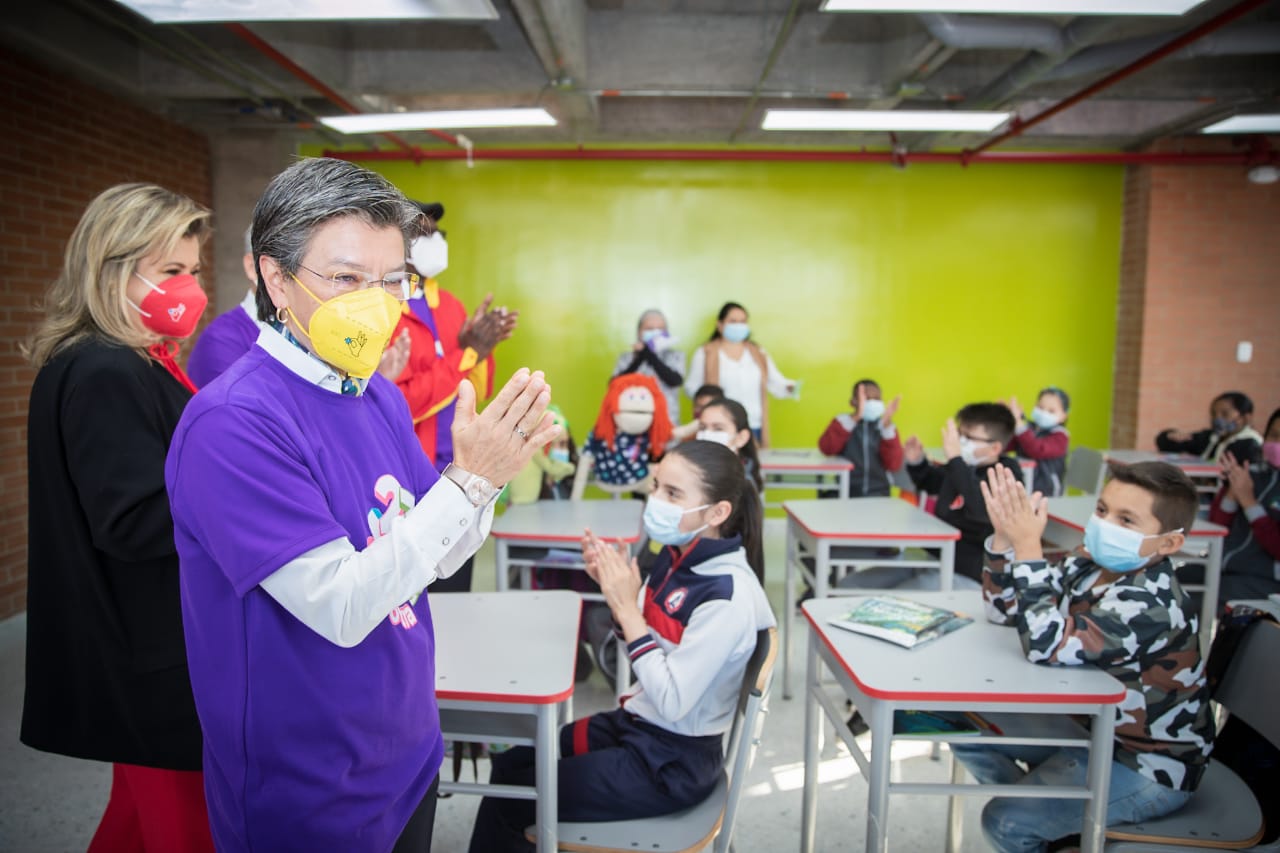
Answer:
[{"left": 305, "top": 151, "right": 1124, "bottom": 454}]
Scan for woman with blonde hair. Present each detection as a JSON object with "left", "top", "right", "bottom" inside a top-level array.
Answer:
[{"left": 24, "top": 183, "right": 215, "bottom": 851}]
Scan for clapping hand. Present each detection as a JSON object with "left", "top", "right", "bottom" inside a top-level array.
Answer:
[
  {"left": 881, "top": 395, "right": 901, "bottom": 430},
  {"left": 376, "top": 328, "right": 411, "bottom": 381},
  {"left": 942, "top": 418, "right": 963, "bottom": 461},
  {"left": 1222, "top": 451, "right": 1256, "bottom": 507},
  {"left": 582, "top": 528, "right": 645, "bottom": 634},
  {"left": 452, "top": 368, "right": 559, "bottom": 487},
  {"left": 904, "top": 434, "right": 925, "bottom": 465},
  {"left": 979, "top": 464, "right": 1047, "bottom": 560},
  {"left": 1005, "top": 396, "right": 1024, "bottom": 424}
]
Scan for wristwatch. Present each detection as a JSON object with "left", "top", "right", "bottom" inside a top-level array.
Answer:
[{"left": 442, "top": 463, "right": 498, "bottom": 507}]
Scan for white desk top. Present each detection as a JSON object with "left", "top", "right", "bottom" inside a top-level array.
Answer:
[
  {"left": 802, "top": 592, "right": 1125, "bottom": 705},
  {"left": 1103, "top": 449, "right": 1220, "bottom": 477},
  {"left": 491, "top": 500, "right": 644, "bottom": 543},
  {"left": 760, "top": 448, "right": 853, "bottom": 472},
  {"left": 433, "top": 591, "right": 581, "bottom": 704},
  {"left": 1046, "top": 495, "right": 1227, "bottom": 538},
  {"left": 783, "top": 497, "right": 960, "bottom": 541}
]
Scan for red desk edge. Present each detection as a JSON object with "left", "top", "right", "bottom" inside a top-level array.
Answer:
[{"left": 783, "top": 504, "right": 961, "bottom": 541}]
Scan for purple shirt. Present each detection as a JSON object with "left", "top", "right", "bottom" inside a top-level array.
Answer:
[
  {"left": 165, "top": 345, "right": 444, "bottom": 852},
  {"left": 187, "top": 299, "right": 261, "bottom": 388}
]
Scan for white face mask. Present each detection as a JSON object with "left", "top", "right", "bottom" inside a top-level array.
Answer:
[
  {"left": 696, "top": 429, "right": 734, "bottom": 447},
  {"left": 958, "top": 437, "right": 983, "bottom": 466},
  {"left": 1030, "top": 406, "right": 1060, "bottom": 429},
  {"left": 860, "top": 399, "right": 886, "bottom": 421},
  {"left": 409, "top": 232, "right": 448, "bottom": 280}
]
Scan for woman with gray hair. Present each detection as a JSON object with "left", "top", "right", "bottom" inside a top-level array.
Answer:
[
  {"left": 165, "top": 157, "right": 560, "bottom": 851},
  {"left": 612, "top": 308, "right": 685, "bottom": 421}
]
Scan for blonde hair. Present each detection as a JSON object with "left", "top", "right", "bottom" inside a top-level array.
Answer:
[{"left": 25, "top": 183, "right": 211, "bottom": 368}]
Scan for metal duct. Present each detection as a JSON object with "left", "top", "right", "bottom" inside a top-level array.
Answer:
[
  {"left": 916, "top": 13, "right": 1065, "bottom": 54},
  {"left": 1042, "top": 23, "right": 1280, "bottom": 82}
]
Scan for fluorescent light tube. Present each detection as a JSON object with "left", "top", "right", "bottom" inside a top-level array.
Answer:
[
  {"left": 761, "top": 109, "right": 1011, "bottom": 133},
  {"left": 113, "top": 0, "right": 498, "bottom": 23},
  {"left": 1200, "top": 115, "right": 1280, "bottom": 135},
  {"left": 820, "top": 0, "right": 1204, "bottom": 14},
  {"left": 320, "top": 109, "right": 557, "bottom": 133}
]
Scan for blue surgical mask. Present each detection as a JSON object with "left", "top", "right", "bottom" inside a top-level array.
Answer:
[
  {"left": 722, "top": 322, "right": 750, "bottom": 343},
  {"left": 549, "top": 448, "right": 571, "bottom": 464},
  {"left": 643, "top": 496, "right": 710, "bottom": 547},
  {"left": 1212, "top": 417, "right": 1237, "bottom": 436},
  {"left": 860, "top": 399, "right": 886, "bottom": 422},
  {"left": 1083, "top": 515, "right": 1179, "bottom": 573},
  {"left": 1030, "top": 407, "right": 1060, "bottom": 430},
  {"left": 641, "top": 328, "right": 664, "bottom": 343}
]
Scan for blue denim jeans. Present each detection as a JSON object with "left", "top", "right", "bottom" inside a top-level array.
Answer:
[{"left": 949, "top": 742, "right": 1191, "bottom": 853}]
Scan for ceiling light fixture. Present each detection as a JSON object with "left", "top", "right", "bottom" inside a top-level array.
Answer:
[
  {"left": 320, "top": 109, "right": 557, "bottom": 133},
  {"left": 112, "top": 0, "right": 498, "bottom": 23},
  {"left": 762, "top": 109, "right": 1011, "bottom": 133},
  {"left": 1200, "top": 115, "right": 1280, "bottom": 135},
  {"left": 820, "top": 0, "right": 1205, "bottom": 14}
]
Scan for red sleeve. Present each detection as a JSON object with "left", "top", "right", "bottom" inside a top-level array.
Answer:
[
  {"left": 879, "top": 431, "right": 904, "bottom": 473},
  {"left": 1012, "top": 428, "right": 1070, "bottom": 460},
  {"left": 1208, "top": 486, "right": 1235, "bottom": 527},
  {"left": 818, "top": 418, "right": 851, "bottom": 456},
  {"left": 1250, "top": 512, "right": 1280, "bottom": 559},
  {"left": 392, "top": 309, "right": 474, "bottom": 423}
]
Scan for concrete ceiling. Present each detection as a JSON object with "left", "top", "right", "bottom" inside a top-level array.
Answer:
[{"left": 2, "top": 0, "right": 1278, "bottom": 153}]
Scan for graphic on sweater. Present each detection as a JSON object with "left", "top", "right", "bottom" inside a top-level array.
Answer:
[
  {"left": 664, "top": 587, "right": 688, "bottom": 614},
  {"left": 365, "top": 474, "right": 421, "bottom": 627}
]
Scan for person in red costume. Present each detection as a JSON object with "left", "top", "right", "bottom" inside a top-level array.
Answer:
[{"left": 393, "top": 201, "right": 518, "bottom": 591}]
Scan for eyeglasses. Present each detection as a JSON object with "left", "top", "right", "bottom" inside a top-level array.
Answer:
[
  {"left": 296, "top": 263, "right": 419, "bottom": 301},
  {"left": 960, "top": 432, "right": 998, "bottom": 444}
]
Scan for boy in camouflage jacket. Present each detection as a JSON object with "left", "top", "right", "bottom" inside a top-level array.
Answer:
[{"left": 950, "top": 462, "right": 1214, "bottom": 853}]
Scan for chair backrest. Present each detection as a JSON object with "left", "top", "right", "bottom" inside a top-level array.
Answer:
[
  {"left": 1064, "top": 446, "right": 1105, "bottom": 495},
  {"left": 1215, "top": 619, "right": 1280, "bottom": 750},
  {"left": 717, "top": 626, "right": 778, "bottom": 853}
]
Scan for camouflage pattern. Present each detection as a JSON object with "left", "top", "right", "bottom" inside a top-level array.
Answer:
[{"left": 982, "top": 546, "right": 1214, "bottom": 792}]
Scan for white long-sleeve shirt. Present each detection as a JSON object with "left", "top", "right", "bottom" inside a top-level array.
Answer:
[{"left": 684, "top": 344, "right": 794, "bottom": 430}]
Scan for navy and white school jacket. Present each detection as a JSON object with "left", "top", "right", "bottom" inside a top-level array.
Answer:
[{"left": 622, "top": 536, "right": 775, "bottom": 738}]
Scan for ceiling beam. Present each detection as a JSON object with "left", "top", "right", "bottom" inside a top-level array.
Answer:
[
  {"left": 508, "top": 0, "right": 596, "bottom": 139},
  {"left": 729, "top": 0, "right": 804, "bottom": 143}
]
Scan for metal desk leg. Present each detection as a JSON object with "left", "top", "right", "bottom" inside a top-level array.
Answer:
[
  {"left": 533, "top": 703, "right": 559, "bottom": 853},
  {"left": 1080, "top": 704, "right": 1116, "bottom": 853},
  {"left": 783, "top": 519, "right": 796, "bottom": 700},
  {"left": 1200, "top": 537, "right": 1223, "bottom": 654},
  {"left": 939, "top": 540, "right": 955, "bottom": 592},
  {"left": 496, "top": 540, "right": 510, "bottom": 592},
  {"left": 865, "top": 699, "right": 894, "bottom": 853},
  {"left": 800, "top": 631, "right": 821, "bottom": 853},
  {"left": 945, "top": 748, "right": 965, "bottom": 853},
  {"left": 837, "top": 469, "right": 849, "bottom": 498}
]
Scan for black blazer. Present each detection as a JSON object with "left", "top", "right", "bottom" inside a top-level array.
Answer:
[{"left": 23, "top": 337, "right": 202, "bottom": 769}]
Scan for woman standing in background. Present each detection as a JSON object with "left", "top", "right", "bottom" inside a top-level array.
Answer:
[
  {"left": 23, "top": 183, "right": 215, "bottom": 852},
  {"left": 613, "top": 308, "right": 685, "bottom": 423}
]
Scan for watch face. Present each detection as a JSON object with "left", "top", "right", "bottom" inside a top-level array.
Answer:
[{"left": 466, "top": 478, "right": 490, "bottom": 504}]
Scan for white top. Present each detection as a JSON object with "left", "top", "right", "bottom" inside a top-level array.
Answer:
[
  {"left": 760, "top": 448, "right": 853, "bottom": 472},
  {"left": 802, "top": 592, "right": 1124, "bottom": 703},
  {"left": 1045, "top": 495, "right": 1227, "bottom": 538},
  {"left": 684, "top": 344, "right": 794, "bottom": 429},
  {"left": 491, "top": 500, "right": 644, "bottom": 543},
  {"left": 433, "top": 591, "right": 581, "bottom": 703},
  {"left": 254, "top": 327, "right": 494, "bottom": 648},
  {"left": 783, "top": 497, "right": 960, "bottom": 540}
]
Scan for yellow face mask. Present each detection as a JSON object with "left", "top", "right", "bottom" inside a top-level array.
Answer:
[{"left": 287, "top": 273, "right": 401, "bottom": 379}]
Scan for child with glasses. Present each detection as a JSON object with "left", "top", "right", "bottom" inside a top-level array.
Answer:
[{"left": 904, "top": 402, "right": 1021, "bottom": 583}]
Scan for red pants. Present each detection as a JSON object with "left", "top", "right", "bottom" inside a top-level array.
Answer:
[{"left": 87, "top": 763, "right": 215, "bottom": 853}]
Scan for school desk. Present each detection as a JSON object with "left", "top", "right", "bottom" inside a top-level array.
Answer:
[
  {"left": 781, "top": 497, "right": 960, "bottom": 699},
  {"left": 759, "top": 448, "right": 853, "bottom": 507},
  {"left": 1102, "top": 449, "right": 1223, "bottom": 496},
  {"left": 800, "top": 591, "right": 1126, "bottom": 853},
  {"left": 434, "top": 590, "right": 581, "bottom": 853}
]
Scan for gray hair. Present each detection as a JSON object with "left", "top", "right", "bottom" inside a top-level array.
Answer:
[
  {"left": 251, "top": 157, "right": 421, "bottom": 321},
  {"left": 636, "top": 308, "right": 667, "bottom": 333}
]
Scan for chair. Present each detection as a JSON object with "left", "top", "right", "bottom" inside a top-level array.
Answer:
[
  {"left": 1063, "top": 446, "right": 1106, "bottom": 495},
  {"left": 569, "top": 451, "right": 652, "bottom": 501},
  {"left": 527, "top": 627, "right": 779, "bottom": 853},
  {"left": 1105, "top": 619, "right": 1280, "bottom": 852}
]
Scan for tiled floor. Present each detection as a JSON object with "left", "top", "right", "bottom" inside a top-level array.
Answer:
[{"left": 0, "top": 518, "right": 993, "bottom": 852}]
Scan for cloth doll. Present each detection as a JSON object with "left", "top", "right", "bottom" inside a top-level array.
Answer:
[{"left": 582, "top": 374, "right": 673, "bottom": 488}]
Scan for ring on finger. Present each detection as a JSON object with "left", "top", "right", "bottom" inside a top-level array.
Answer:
[{"left": 515, "top": 427, "right": 529, "bottom": 440}]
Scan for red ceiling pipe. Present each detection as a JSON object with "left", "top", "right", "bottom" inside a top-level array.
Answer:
[
  {"left": 964, "top": 0, "right": 1270, "bottom": 159},
  {"left": 320, "top": 146, "right": 1275, "bottom": 167},
  {"left": 224, "top": 23, "right": 459, "bottom": 150}
]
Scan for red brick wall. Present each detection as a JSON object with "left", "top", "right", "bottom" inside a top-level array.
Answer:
[
  {"left": 0, "top": 47, "right": 214, "bottom": 620},
  {"left": 1113, "top": 145, "right": 1280, "bottom": 451}
]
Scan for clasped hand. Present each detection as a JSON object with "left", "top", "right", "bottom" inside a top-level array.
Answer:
[
  {"left": 979, "top": 464, "right": 1048, "bottom": 560},
  {"left": 451, "top": 368, "right": 560, "bottom": 487},
  {"left": 582, "top": 528, "right": 644, "bottom": 632}
]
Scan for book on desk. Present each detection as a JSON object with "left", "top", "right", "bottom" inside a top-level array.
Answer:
[{"left": 828, "top": 595, "right": 972, "bottom": 649}]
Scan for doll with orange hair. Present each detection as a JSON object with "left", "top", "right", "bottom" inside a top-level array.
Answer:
[{"left": 582, "top": 374, "right": 673, "bottom": 487}]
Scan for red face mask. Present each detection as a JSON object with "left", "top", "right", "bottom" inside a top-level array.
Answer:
[{"left": 130, "top": 273, "right": 208, "bottom": 339}]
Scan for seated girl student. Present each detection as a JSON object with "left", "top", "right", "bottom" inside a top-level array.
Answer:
[
  {"left": 954, "top": 463, "right": 1213, "bottom": 853},
  {"left": 1005, "top": 387, "right": 1070, "bottom": 497},
  {"left": 467, "top": 441, "right": 776, "bottom": 852},
  {"left": 1157, "top": 390, "right": 1264, "bottom": 464},
  {"left": 696, "top": 396, "right": 764, "bottom": 493},
  {"left": 1211, "top": 407, "right": 1280, "bottom": 603}
]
